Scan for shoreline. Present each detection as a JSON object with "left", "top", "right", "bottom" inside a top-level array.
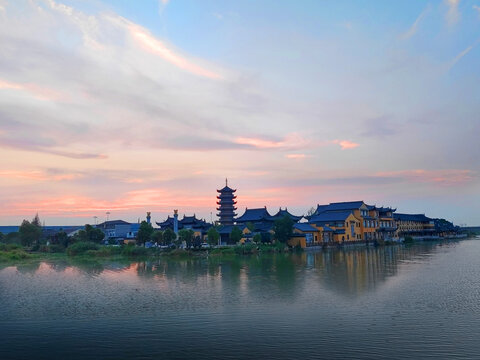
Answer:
[{"left": 1, "top": 236, "right": 477, "bottom": 266}]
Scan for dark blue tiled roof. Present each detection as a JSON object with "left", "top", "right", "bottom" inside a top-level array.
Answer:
[
  {"left": 236, "top": 207, "right": 272, "bottom": 222},
  {"left": 156, "top": 216, "right": 175, "bottom": 226},
  {"left": 217, "top": 186, "right": 236, "bottom": 193},
  {"left": 377, "top": 207, "right": 395, "bottom": 212},
  {"left": 315, "top": 201, "right": 365, "bottom": 215},
  {"left": 293, "top": 223, "right": 317, "bottom": 232},
  {"left": 325, "top": 201, "right": 365, "bottom": 211},
  {"left": 217, "top": 224, "right": 246, "bottom": 234},
  {"left": 309, "top": 211, "right": 353, "bottom": 223},
  {"left": 271, "top": 208, "right": 303, "bottom": 222},
  {"left": 315, "top": 204, "right": 330, "bottom": 214},
  {"left": 323, "top": 225, "right": 334, "bottom": 232},
  {"left": 394, "top": 213, "right": 432, "bottom": 222},
  {"left": 96, "top": 220, "right": 131, "bottom": 229},
  {"left": 254, "top": 222, "right": 274, "bottom": 233},
  {"left": 180, "top": 215, "right": 206, "bottom": 225}
]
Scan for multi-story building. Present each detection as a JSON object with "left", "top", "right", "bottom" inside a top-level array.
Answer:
[
  {"left": 393, "top": 213, "right": 435, "bottom": 238},
  {"left": 306, "top": 201, "right": 398, "bottom": 242},
  {"left": 309, "top": 210, "right": 362, "bottom": 243}
]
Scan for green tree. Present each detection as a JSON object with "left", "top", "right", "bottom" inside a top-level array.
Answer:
[
  {"left": 74, "top": 229, "right": 88, "bottom": 242},
  {"left": 207, "top": 227, "right": 220, "bottom": 246},
  {"left": 273, "top": 215, "right": 294, "bottom": 243},
  {"left": 5, "top": 232, "right": 20, "bottom": 244},
  {"left": 137, "top": 221, "right": 154, "bottom": 246},
  {"left": 178, "top": 229, "right": 194, "bottom": 248},
  {"left": 253, "top": 233, "right": 262, "bottom": 243},
  {"left": 32, "top": 213, "right": 42, "bottom": 227},
  {"left": 150, "top": 230, "right": 163, "bottom": 245},
  {"left": 19, "top": 219, "right": 42, "bottom": 247},
  {"left": 245, "top": 222, "right": 255, "bottom": 232},
  {"left": 163, "top": 228, "right": 176, "bottom": 246},
  {"left": 84, "top": 224, "right": 105, "bottom": 243},
  {"left": 0, "top": 232, "right": 4, "bottom": 243},
  {"left": 230, "top": 226, "right": 243, "bottom": 244},
  {"left": 51, "top": 230, "right": 70, "bottom": 247}
]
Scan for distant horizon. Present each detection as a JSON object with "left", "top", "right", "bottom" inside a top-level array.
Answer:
[
  {"left": 1, "top": 1, "right": 479, "bottom": 227},
  {"left": 0, "top": 195, "right": 476, "bottom": 227}
]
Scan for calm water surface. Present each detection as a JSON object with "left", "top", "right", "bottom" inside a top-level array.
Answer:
[{"left": 1, "top": 239, "right": 480, "bottom": 359}]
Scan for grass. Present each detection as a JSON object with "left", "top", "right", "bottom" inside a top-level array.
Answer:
[{"left": 0, "top": 243, "right": 33, "bottom": 262}]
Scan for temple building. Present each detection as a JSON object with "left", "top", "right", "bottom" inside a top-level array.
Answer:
[
  {"left": 216, "top": 179, "right": 237, "bottom": 226},
  {"left": 156, "top": 211, "right": 211, "bottom": 239},
  {"left": 235, "top": 206, "right": 302, "bottom": 234},
  {"left": 269, "top": 207, "right": 303, "bottom": 222}
]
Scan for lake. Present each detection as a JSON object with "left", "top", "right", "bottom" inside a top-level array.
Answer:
[{"left": 1, "top": 239, "right": 479, "bottom": 359}]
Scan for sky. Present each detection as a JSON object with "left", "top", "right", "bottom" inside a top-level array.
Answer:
[{"left": 0, "top": 0, "right": 479, "bottom": 226}]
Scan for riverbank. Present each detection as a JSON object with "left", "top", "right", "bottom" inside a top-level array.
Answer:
[
  {"left": 1, "top": 236, "right": 475, "bottom": 265},
  {"left": 0, "top": 241, "right": 297, "bottom": 265}
]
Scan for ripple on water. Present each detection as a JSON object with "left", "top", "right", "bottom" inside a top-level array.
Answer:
[{"left": 1, "top": 240, "right": 480, "bottom": 359}]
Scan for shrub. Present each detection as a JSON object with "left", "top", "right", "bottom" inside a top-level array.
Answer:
[
  {"left": 0, "top": 249, "right": 31, "bottom": 261},
  {"left": 94, "top": 246, "right": 122, "bottom": 257},
  {"left": 0, "top": 243, "right": 23, "bottom": 251},
  {"left": 234, "top": 244, "right": 258, "bottom": 255},
  {"left": 121, "top": 245, "right": 149, "bottom": 257},
  {"left": 209, "top": 247, "right": 236, "bottom": 256},
  {"left": 38, "top": 244, "right": 65, "bottom": 253},
  {"left": 67, "top": 242, "right": 100, "bottom": 256},
  {"left": 167, "top": 249, "right": 192, "bottom": 257},
  {"left": 49, "top": 244, "right": 66, "bottom": 253}
]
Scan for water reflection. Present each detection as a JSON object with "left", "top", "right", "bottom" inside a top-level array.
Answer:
[
  {"left": 1, "top": 242, "right": 457, "bottom": 300},
  {"left": 0, "top": 239, "right": 476, "bottom": 360}
]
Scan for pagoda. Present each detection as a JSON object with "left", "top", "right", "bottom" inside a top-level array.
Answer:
[{"left": 216, "top": 179, "right": 237, "bottom": 226}]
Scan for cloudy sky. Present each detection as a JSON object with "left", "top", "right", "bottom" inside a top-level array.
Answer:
[{"left": 0, "top": 0, "right": 479, "bottom": 226}]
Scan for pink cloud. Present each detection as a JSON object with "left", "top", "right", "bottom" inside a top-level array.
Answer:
[
  {"left": 235, "top": 133, "right": 310, "bottom": 150},
  {"left": 285, "top": 154, "right": 306, "bottom": 159},
  {"left": 127, "top": 23, "right": 222, "bottom": 79},
  {"left": 332, "top": 139, "right": 360, "bottom": 150},
  {"left": 1, "top": 188, "right": 215, "bottom": 218},
  {"left": 0, "top": 170, "right": 80, "bottom": 182},
  {"left": 0, "top": 79, "right": 64, "bottom": 102}
]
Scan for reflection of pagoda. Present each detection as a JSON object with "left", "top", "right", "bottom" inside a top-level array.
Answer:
[{"left": 216, "top": 179, "right": 237, "bottom": 226}]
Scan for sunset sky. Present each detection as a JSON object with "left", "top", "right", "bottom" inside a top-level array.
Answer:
[{"left": 0, "top": 0, "right": 479, "bottom": 226}]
